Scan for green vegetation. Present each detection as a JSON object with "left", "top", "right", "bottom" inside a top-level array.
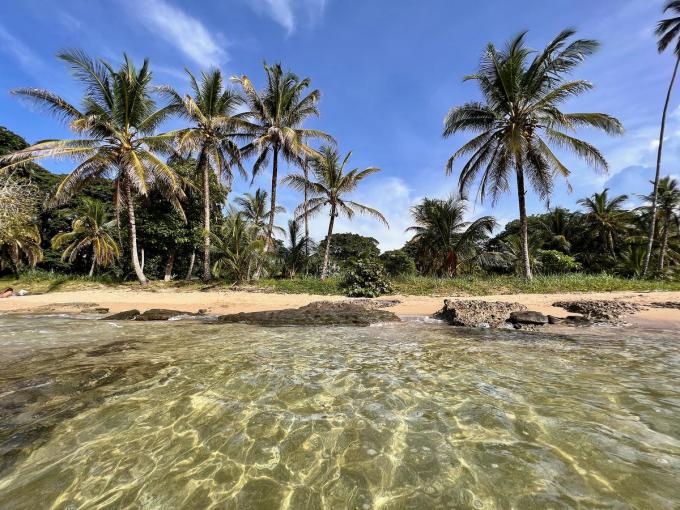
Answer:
[{"left": 1, "top": 7, "right": 679, "bottom": 297}]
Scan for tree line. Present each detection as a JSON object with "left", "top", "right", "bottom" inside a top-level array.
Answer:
[{"left": 1, "top": 2, "right": 679, "bottom": 285}]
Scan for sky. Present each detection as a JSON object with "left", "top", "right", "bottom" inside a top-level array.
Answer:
[{"left": 0, "top": 0, "right": 678, "bottom": 251}]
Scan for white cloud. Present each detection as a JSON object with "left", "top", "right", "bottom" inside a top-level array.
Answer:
[
  {"left": 133, "top": 0, "right": 227, "bottom": 67},
  {"left": 0, "top": 25, "right": 45, "bottom": 75},
  {"left": 247, "top": 0, "right": 327, "bottom": 34}
]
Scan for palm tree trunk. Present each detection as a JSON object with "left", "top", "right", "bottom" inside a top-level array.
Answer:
[
  {"left": 124, "top": 177, "right": 147, "bottom": 284},
  {"left": 88, "top": 259, "right": 96, "bottom": 278},
  {"left": 164, "top": 250, "right": 175, "bottom": 281},
  {"left": 201, "top": 150, "right": 212, "bottom": 282},
  {"left": 266, "top": 145, "right": 279, "bottom": 249},
  {"left": 643, "top": 55, "right": 680, "bottom": 276},
  {"left": 608, "top": 232, "right": 616, "bottom": 257},
  {"left": 515, "top": 165, "right": 533, "bottom": 280},
  {"left": 185, "top": 251, "right": 196, "bottom": 280},
  {"left": 658, "top": 211, "right": 671, "bottom": 272},
  {"left": 303, "top": 158, "right": 310, "bottom": 266},
  {"left": 321, "top": 205, "right": 336, "bottom": 280}
]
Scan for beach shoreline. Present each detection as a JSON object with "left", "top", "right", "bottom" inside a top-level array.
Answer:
[{"left": 1, "top": 288, "right": 679, "bottom": 328}]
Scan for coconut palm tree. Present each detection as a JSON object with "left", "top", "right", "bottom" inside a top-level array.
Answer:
[
  {"left": 443, "top": 30, "right": 623, "bottom": 280},
  {"left": 211, "top": 210, "right": 265, "bottom": 283},
  {"left": 0, "top": 224, "right": 42, "bottom": 273},
  {"left": 0, "top": 51, "right": 184, "bottom": 284},
  {"left": 234, "top": 188, "right": 285, "bottom": 240},
  {"left": 406, "top": 195, "right": 496, "bottom": 276},
  {"left": 233, "top": 63, "right": 333, "bottom": 247},
  {"left": 159, "top": 69, "right": 246, "bottom": 282},
  {"left": 283, "top": 145, "right": 388, "bottom": 279},
  {"left": 640, "top": 176, "right": 680, "bottom": 271},
  {"left": 280, "top": 219, "right": 310, "bottom": 278},
  {"left": 540, "top": 207, "right": 573, "bottom": 252},
  {"left": 644, "top": 1, "right": 680, "bottom": 276},
  {"left": 577, "top": 189, "right": 630, "bottom": 256},
  {"left": 51, "top": 198, "right": 120, "bottom": 276}
]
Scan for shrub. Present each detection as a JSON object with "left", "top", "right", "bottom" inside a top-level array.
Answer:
[
  {"left": 538, "top": 250, "right": 581, "bottom": 274},
  {"left": 340, "top": 258, "right": 392, "bottom": 297},
  {"left": 379, "top": 249, "right": 416, "bottom": 276}
]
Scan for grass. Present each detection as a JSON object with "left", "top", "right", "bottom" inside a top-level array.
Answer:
[{"left": 2, "top": 270, "right": 679, "bottom": 297}]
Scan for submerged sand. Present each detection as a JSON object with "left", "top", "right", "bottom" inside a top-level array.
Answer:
[{"left": 1, "top": 288, "right": 679, "bottom": 327}]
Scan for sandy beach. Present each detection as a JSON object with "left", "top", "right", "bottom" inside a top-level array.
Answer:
[{"left": 1, "top": 288, "right": 679, "bottom": 327}]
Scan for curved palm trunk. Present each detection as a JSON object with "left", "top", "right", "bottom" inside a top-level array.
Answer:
[
  {"left": 88, "top": 259, "right": 96, "bottom": 278},
  {"left": 185, "top": 251, "right": 196, "bottom": 280},
  {"left": 658, "top": 211, "right": 671, "bottom": 272},
  {"left": 266, "top": 146, "right": 279, "bottom": 249},
  {"left": 124, "top": 177, "right": 147, "bottom": 284},
  {"left": 608, "top": 232, "right": 616, "bottom": 257},
  {"left": 321, "top": 205, "right": 336, "bottom": 280},
  {"left": 200, "top": 149, "right": 212, "bottom": 282},
  {"left": 303, "top": 160, "right": 310, "bottom": 267},
  {"left": 643, "top": 55, "right": 680, "bottom": 276},
  {"left": 515, "top": 165, "right": 533, "bottom": 281},
  {"left": 164, "top": 249, "right": 175, "bottom": 281}
]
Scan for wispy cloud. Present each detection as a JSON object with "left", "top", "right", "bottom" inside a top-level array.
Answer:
[
  {"left": 0, "top": 25, "right": 46, "bottom": 75},
  {"left": 132, "top": 0, "right": 227, "bottom": 67},
  {"left": 247, "top": 0, "right": 327, "bottom": 34}
]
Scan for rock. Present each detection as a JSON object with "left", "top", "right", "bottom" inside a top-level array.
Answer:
[
  {"left": 552, "top": 300, "right": 646, "bottom": 321},
  {"left": 198, "top": 308, "right": 208, "bottom": 315},
  {"left": 101, "top": 309, "right": 140, "bottom": 320},
  {"left": 649, "top": 301, "right": 680, "bottom": 310},
  {"left": 564, "top": 315, "right": 594, "bottom": 327},
  {"left": 134, "top": 309, "right": 198, "bottom": 321},
  {"left": 432, "top": 299, "right": 527, "bottom": 328},
  {"left": 509, "top": 311, "right": 549, "bottom": 325},
  {"left": 82, "top": 307, "right": 109, "bottom": 314},
  {"left": 348, "top": 298, "right": 401, "bottom": 309},
  {"left": 547, "top": 315, "right": 562, "bottom": 325},
  {"left": 217, "top": 301, "right": 400, "bottom": 327}
]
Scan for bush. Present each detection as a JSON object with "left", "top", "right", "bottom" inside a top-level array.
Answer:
[
  {"left": 340, "top": 258, "right": 392, "bottom": 297},
  {"left": 379, "top": 249, "right": 416, "bottom": 276},
  {"left": 538, "top": 250, "right": 581, "bottom": 274}
]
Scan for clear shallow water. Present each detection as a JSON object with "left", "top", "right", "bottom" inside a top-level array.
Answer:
[{"left": 0, "top": 315, "right": 679, "bottom": 509}]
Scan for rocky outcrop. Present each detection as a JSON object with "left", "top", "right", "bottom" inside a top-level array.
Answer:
[
  {"left": 101, "top": 309, "right": 198, "bottom": 321},
  {"left": 548, "top": 315, "right": 593, "bottom": 327},
  {"left": 348, "top": 298, "right": 401, "bottom": 309},
  {"left": 509, "top": 311, "right": 549, "bottom": 325},
  {"left": 217, "top": 301, "right": 400, "bottom": 327},
  {"left": 649, "top": 301, "right": 680, "bottom": 310},
  {"left": 552, "top": 300, "right": 646, "bottom": 321},
  {"left": 102, "top": 309, "right": 141, "bottom": 320},
  {"left": 432, "top": 299, "right": 527, "bottom": 328}
]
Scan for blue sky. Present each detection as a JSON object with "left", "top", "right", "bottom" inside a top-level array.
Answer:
[{"left": 0, "top": 0, "right": 678, "bottom": 250}]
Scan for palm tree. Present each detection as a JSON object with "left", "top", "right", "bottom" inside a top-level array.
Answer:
[
  {"left": 644, "top": 1, "right": 680, "bottom": 276},
  {"left": 235, "top": 188, "right": 285, "bottom": 239},
  {"left": 406, "top": 195, "right": 496, "bottom": 276},
  {"left": 577, "top": 189, "right": 629, "bottom": 256},
  {"left": 211, "top": 210, "right": 265, "bottom": 283},
  {"left": 640, "top": 176, "right": 680, "bottom": 271},
  {"left": 233, "top": 63, "right": 333, "bottom": 247},
  {"left": 540, "top": 207, "right": 573, "bottom": 252},
  {"left": 0, "top": 224, "right": 43, "bottom": 273},
  {"left": 51, "top": 198, "right": 120, "bottom": 276},
  {"left": 160, "top": 69, "right": 246, "bottom": 282},
  {"left": 443, "top": 30, "right": 623, "bottom": 280},
  {"left": 283, "top": 145, "right": 388, "bottom": 279},
  {"left": 280, "top": 219, "right": 310, "bottom": 278},
  {"left": 0, "top": 51, "right": 184, "bottom": 284}
]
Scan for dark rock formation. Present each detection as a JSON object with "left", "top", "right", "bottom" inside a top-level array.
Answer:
[
  {"left": 348, "top": 298, "right": 401, "bottom": 309},
  {"left": 102, "top": 309, "right": 141, "bottom": 320},
  {"left": 649, "top": 301, "right": 680, "bottom": 310},
  {"left": 217, "top": 301, "right": 400, "bottom": 327},
  {"left": 548, "top": 315, "right": 594, "bottom": 327},
  {"left": 552, "top": 300, "right": 646, "bottom": 321},
  {"left": 432, "top": 299, "right": 527, "bottom": 328},
  {"left": 134, "top": 309, "right": 198, "bottom": 321},
  {"left": 509, "top": 311, "right": 549, "bottom": 325}
]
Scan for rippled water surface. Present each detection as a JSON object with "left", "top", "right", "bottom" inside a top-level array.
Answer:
[{"left": 0, "top": 315, "right": 679, "bottom": 509}]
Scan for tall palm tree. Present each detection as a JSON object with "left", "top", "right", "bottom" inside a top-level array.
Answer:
[
  {"left": 52, "top": 198, "right": 120, "bottom": 276},
  {"left": 283, "top": 145, "right": 388, "bottom": 279},
  {"left": 640, "top": 176, "right": 680, "bottom": 271},
  {"left": 280, "top": 219, "right": 310, "bottom": 278},
  {"left": 644, "top": 1, "right": 680, "bottom": 276},
  {"left": 577, "top": 189, "right": 629, "bottom": 256},
  {"left": 0, "top": 51, "right": 184, "bottom": 284},
  {"left": 0, "top": 224, "right": 43, "bottom": 273},
  {"left": 160, "top": 69, "right": 246, "bottom": 282},
  {"left": 233, "top": 63, "right": 333, "bottom": 247},
  {"left": 235, "top": 188, "right": 285, "bottom": 239},
  {"left": 406, "top": 195, "right": 496, "bottom": 276},
  {"left": 443, "top": 30, "right": 623, "bottom": 280},
  {"left": 540, "top": 207, "right": 573, "bottom": 252}
]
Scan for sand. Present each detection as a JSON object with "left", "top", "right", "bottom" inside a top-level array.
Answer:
[{"left": 1, "top": 288, "right": 679, "bottom": 327}]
